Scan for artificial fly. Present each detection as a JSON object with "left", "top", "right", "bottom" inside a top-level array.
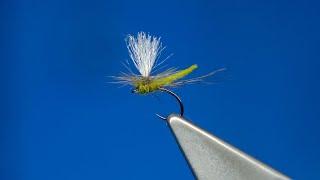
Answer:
[{"left": 112, "top": 32, "right": 224, "bottom": 120}]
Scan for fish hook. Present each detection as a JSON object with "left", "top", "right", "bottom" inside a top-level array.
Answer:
[{"left": 156, "top": 87, "right": 184, "bottom": 120}]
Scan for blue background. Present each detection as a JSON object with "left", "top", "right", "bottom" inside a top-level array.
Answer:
[{"left": 1, "top": 0, "right": 319, "bottom": 179}]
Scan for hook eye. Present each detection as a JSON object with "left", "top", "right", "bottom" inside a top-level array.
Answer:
[
  {"left": 131, "top": 89, "right": 137, "bottom": 93},
  {"left": 156, "top": 88, "right": 184, "bottom": 120}
]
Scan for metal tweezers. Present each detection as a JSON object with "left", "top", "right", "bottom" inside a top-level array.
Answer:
[{"left": 166, "top": 114, "right": 290, "bottom": 180}]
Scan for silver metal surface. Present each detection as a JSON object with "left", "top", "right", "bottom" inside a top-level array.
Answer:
[{"left": 167, "top": 114, "right": 290, "bottom": 180}]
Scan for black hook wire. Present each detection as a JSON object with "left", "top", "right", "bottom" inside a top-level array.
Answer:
[{"left": 156, "top": 87, "right": 184, "bottom": 120}]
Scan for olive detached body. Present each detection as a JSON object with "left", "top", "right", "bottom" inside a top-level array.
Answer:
[{"left": 134, "top": 64, "right": 198, "bottom": 94}]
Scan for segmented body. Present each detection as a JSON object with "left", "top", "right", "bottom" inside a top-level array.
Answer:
[{"left": 133, "top": 64, "right": 198, "bottom": 94}]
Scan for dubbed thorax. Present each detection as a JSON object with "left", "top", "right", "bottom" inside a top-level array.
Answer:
[{"left": 134, "top": 77, "right": 159, "bottom": 94}]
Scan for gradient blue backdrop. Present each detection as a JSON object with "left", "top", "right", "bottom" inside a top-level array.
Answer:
[{"left": 1, "top": 0, "right": 319, "bottom": 179}]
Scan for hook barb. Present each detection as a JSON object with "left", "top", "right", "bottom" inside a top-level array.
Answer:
[{"left": 156, "top": 88, "right": 184, "bottom": 120}]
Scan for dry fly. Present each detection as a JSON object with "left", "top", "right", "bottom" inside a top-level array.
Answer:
[{"left": 112, "top": 32, "right": 224, "bottom": 94}]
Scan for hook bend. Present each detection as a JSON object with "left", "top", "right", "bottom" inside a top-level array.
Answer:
[{"left": 156, "top": 88, "right": 184, "bottom": 120}]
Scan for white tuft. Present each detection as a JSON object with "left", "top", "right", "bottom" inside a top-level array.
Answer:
[{"left": 126, "top": 32, "right": 163, "bottom": 77}]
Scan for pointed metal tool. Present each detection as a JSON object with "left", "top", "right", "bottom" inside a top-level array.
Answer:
[{"left": 167, "top": 114, "right": 290, "bottom": 180}]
